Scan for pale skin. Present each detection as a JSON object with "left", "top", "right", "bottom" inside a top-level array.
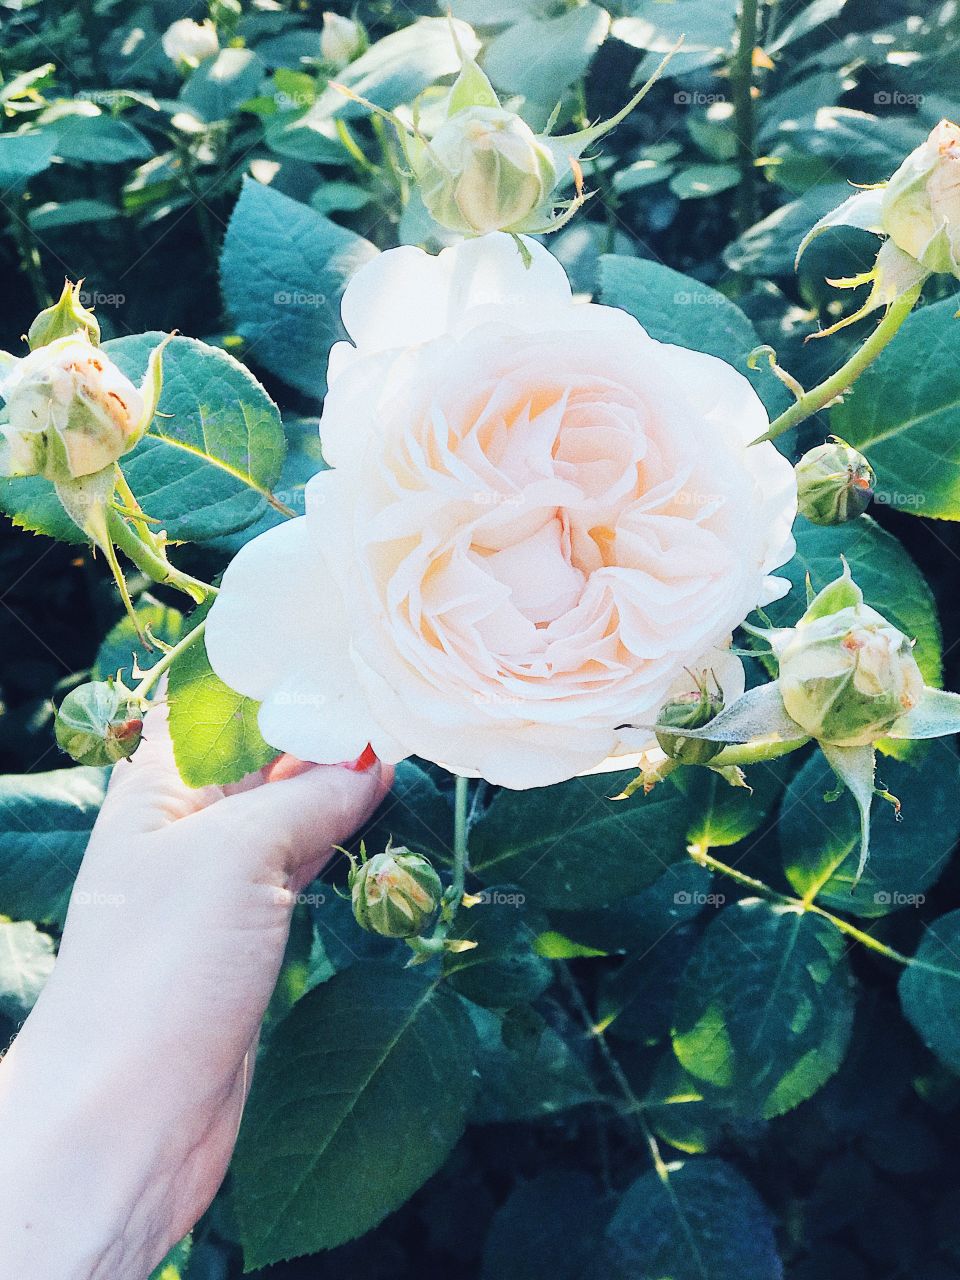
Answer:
[{"left": 0, "top": 704, "right": 392, "bottom": 1279}]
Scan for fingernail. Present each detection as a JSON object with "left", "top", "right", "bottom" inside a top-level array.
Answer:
[{"left": 344, "top": 744, "right": 378, "bottom": 772}]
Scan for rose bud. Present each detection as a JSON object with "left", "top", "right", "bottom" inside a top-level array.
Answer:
[
  {"left": 55, "top": 680, "right": 144, "bottom": 767},
  {"left": 655, "top": 677, "right": 725, "bottom": 765},
  {"left": 28, "top": 280, "right": 100, "bottom": 350},
  {"left": 349, "top": 845, "right": 443, "bottom": 939},
  {"left": 320, "top": 12, "right": 366, "bottom": 70},
  {"left": 795, "top": 438, "right": 875, "bottom": 526},
  {"left": 777, "top": 604, "right": 924, "bottom": 747},
  {"left": 881, "top": 119, "right": 960, "bottom": 279},
  {"left": 0, "top": 334, "right": 146, "bottom": 482},
  {"left": 161, "top": 18, "right": 219, "bottom": 69},
  {"left": 413, "top": 107, "right": 558, "bottom": 236}
]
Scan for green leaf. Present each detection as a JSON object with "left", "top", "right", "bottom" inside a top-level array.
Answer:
[
  {"left": 28, "top": 198, "right": 121, "bottom": 230},
  {"left": 673, "top": 899, "right": 855, "bottom": 1117},
  {"left": 781, "top": 741, "right": 960, "bottom": 916},
  {"left": 314, "top": 18, "right": 479, "bottom": 118},
  {"left": 645, "top": 1052, "right": 752, "bottom": 1154},
  {"left": 233, "top": 963, "right": 476, "bottom": 1268},
  {"left": 148, "top": 1236, "right": 192, "bottom": 1280},
  {"left": 167, "top": 602, "right": 276, "bottom": 787},
  {"left": 113, "top": 333, "right": 287, "bottom": 542},
  {"left": 94, "top": 598, "right": 186, "bottom": 687},
  {"left": 0, "top": 920, "right": 55, "bottom": 1019},
  {"left": 470, "top": 770, "right": 694, "bottom": 909},
  {"left": 669, "top": 163, "right": 740, "bottom": 200},
  {"left": 0, "top": 767, "right": 107, "bottom": 925},
  {"left": 763, "top": 516, "right": 942, "bottom": 687},
  {"left": 220, "top": 178, "right": 378, "bottom": 399},
  {"left": 899, "top": 910, "right": 960, "bottom": 1074},
  {"left": 673, "top": 753, "right": 789, "bottom": 850},
  {"left": 467, "top": 1003, "right": 596, "bottom": 1123},
  {"left": 598, "top": 253, "right": 790, "bottom": 415},
  {"left": 549, "top": 859, "right": 715, "bottom": 954},
  {"left": 480, "top": 1172, "right": 608, "bottom": 1280},
  {"left": 443, "top": 890, "right": 551, "bottom": 1009},
  {"left": 50, "top": 113, "right": 153, "bottom": 163},
  {"left": 612, "top": 0, "right": 738, "bottom": 75},
  {"left": 1, "top": 334, "right": 288, "bottom": 545},
  {"left": 484, "top": 5, "right": 610, "bottom": 103},
  {"left": 830, "top": 294, "right": 960, "bottom": 520},
  {"left": 179, "top": 49, "right": 265, "bottom": 122},
  {"left": 0, "top": 130, "right": 57, "bottom": 187},
  {"left": 598, "top": 1159, "right": 783, "bottom": 1279},
  {"left": 726, "top": 184, "right": 852, "bottom": 273},
  {"left": 264, "top": 18, "right": 480, "bottom": 160}
]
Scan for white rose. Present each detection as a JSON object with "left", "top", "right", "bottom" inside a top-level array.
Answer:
[
  {"left": 161, "top": 18, "right": 219, "bottom": 67},
  {"left": 206, "top": 235, "right": 797, "bottom": 788},
  {"left": 0, "top": 335, "right": 144, "bottom": 481}
]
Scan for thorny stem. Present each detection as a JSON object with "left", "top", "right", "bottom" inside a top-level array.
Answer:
[
  {"left": 133, "top": 620, "right": 207, "bottom": 700},
  {"left": 106, "top": 508, "right": 218, "bottom": 603},
  {"left": 731, "top": 0, "right": 760, "bottom": 235},
  {"left": 757, "top": 282, "right": 923, "bottom": 443},
  {"left": 687, "top": 844, "right": 918, "bottom": 969},
  {"left": 558, "top": 964, "right": 671, "bottom": 1182},
  {"left": 10, "top": 196, "right": 50, "bottom": 311}
]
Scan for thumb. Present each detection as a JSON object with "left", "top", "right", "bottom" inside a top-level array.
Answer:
[{"left": 181, "top": 758, "right": 393, "bottom": 891}]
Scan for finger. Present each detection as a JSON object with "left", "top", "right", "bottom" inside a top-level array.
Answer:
[
  {"left": 96, "top": 701, "right": 225, "bottom": 838},
  {"left": 181, "top": 759, "right": 393, "bottom": 891}
]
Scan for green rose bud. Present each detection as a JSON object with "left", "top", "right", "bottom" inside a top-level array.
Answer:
[
  {"left": 28, "top": 280, "right": 100, "bottom": 349},
  {"left": 320, "top": 11, "right": 366, "bottom": 69},
  {"left": 0, "top": 334, "right": 146, "bottom": 482},
  {"left": 350, "top": 845, "right": 443, "bottom": 939},
  {"left": 413, "top": 106, "right": 557, "bottom": 236},
  {"left": 55, "top": 680, "right": 144, "bottom": 767},
  {"left": 880, "top": 118, "right": 960, "bottom": 278},
  {"left": 795, "top": 438, "right": 875, "bottom": 526},
  {"left": 655, "top": 678, "right": 725, "bottom": 765},
  {"left": 777, "top": 601, "right": 924, "bottom": 747}
]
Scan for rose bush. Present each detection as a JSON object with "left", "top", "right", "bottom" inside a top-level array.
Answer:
[
  {"left": 2, "top": 3, "right": 960, "bottom": 1278},
  {"left": 206, "top": 234, "right": 796, "bottom": 787}
]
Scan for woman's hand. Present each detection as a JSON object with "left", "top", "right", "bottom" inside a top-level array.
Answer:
[{"left": 0, "top": 703, "right": 391, "bottom": 1280}]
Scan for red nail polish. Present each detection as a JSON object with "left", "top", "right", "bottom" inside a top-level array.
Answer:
[{"left": 344, "top": 743, "right": 378, "bottom": 772}]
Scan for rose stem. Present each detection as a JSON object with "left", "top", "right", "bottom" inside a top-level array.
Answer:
[
  {"left": 134, "top": 620, "right": 207, "bottom": 700},
  {"left": 451, "top": 774, "right": 470, "bottom": 901},
  {"left": 686, "top": 843, "right": 952, "bottom": 973},
  {"left": 756, "top": 281, "right": 924, "bottom": 444},
  {"left": 106, "top": 507, "right": 219, "bottom": 603},
  {"left": 732, "top": 0, "right": 760, "bottom": 235},
  {"left": 557, "top": 963, "right": 671, "bottom": 1182}
]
